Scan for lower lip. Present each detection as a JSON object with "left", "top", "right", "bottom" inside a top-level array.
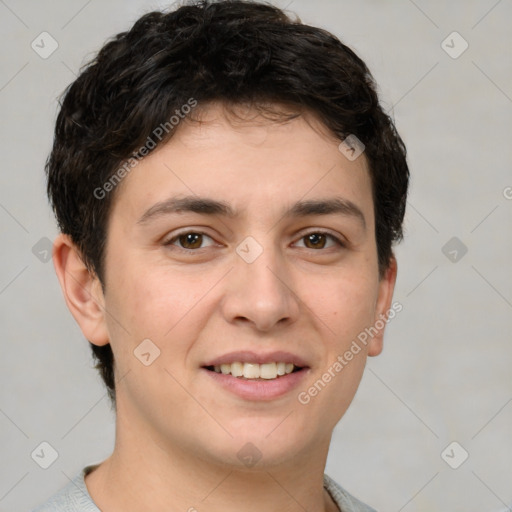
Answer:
[{"left": 202, "top": 368, "right": 309, "bottom": 401}]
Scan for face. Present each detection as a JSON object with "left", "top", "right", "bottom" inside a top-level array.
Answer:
[{"left": 77, "top": 103, "right": 396, "bottom": 468}]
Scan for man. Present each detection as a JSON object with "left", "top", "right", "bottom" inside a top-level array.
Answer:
[{"left": 34, "top": 1, "right": 409, "bottom": 510}]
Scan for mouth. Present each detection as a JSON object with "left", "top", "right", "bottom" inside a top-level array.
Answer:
[
  {"left": 203, "top": 362, "right": 304, "bottom": 380},
  {"left": 201, "top": 352, "right": 310, "bottom": 400}
]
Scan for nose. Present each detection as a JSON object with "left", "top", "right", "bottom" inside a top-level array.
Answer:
[{"left": 221, "top": 239, "right": 301, "bottom": 332}]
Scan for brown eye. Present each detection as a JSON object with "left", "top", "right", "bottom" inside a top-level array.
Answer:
[
  {"left": 178, "top": 233, "right": 203, "bottom": 249},
  {"left": 304, "top": 233, "right": 327, "bottom": 249},
  {"left": 165, "top": 231, "right": 215, "bottom": 251},
  {"left": 296, "top": 231, "right": 343, "bottom": 250}
]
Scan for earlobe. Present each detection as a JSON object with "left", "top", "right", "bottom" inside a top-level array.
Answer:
[
  {"left": 368, "top": 256, "right": 398, "bottom": 357},
  {"left": 52, "top": 233, "right": 110, "bottom": 347}
]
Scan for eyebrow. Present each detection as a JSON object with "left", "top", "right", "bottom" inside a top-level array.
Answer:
[{"left": 137, "top": 195, "right": 366, "bottom": 229}]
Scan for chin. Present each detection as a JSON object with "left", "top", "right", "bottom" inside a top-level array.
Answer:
[
  {"left": 206, "top": 422, "right": 317, "bottom": 469},
  {"left": 207, "top": 440, "right": 304, "bottom": 471}
]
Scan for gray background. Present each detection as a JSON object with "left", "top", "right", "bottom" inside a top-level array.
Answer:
[{"left": 1, "top": 1, "right": 511, "bottom": 511}]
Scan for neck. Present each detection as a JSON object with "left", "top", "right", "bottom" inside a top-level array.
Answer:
[{"left": 85, "top": 402, "right": 338, "bottom": 512}]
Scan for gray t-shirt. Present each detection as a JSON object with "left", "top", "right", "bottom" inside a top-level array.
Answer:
[{"left": 32, "top": 465, "right": 376, "bottom": 512}]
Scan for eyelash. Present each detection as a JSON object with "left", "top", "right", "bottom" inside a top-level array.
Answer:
[{"left": 163, "top": 229, "right": 345, "bottom": 253}]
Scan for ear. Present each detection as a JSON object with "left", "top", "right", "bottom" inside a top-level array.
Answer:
[
  {"left": 52, "top": 233, "right": 110, "bottom": 347},
  {"left": 367, "top": 256, "right": 398, "bottom": 357}
]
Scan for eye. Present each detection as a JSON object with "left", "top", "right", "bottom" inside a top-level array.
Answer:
[
  {"left": 164, "top": 231, "right": 216, "bottom": 251},
  {"left": 163, "top": 229, "right": 345, "bottom": 253},
  {"left": 295, "top": 231, "right": 344, "bottom": 250}
]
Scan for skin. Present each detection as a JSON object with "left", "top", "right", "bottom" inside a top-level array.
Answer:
[{"left": 53, "top": 102, "right": 397, "bottom": 512}]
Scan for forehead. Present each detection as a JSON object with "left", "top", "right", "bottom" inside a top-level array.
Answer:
[
  {"left": 173, "top": 102, "right": 341, "bottom": 156},
  {"left": 109, "top": 102, "right": 374, "bottom": 226}
]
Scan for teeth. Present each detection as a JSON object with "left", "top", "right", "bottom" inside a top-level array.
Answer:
[
  {"left": 259, "top": 362, "right": 277, "bottom": 380},
  {"left": 211, "top": 362, "right": 298, "bottom": 379},
  {"left": 230, "top": 361, "right": 243, "bottom": 377},
  {"left": 243, "top": 363, "right": 260, "bottom": 379}
]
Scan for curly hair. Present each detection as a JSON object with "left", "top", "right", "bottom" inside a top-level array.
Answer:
[{"left": 46, "top": 0, "right": 409, "bottom": 404}]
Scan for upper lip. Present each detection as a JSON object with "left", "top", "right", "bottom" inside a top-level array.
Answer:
[{"left": 202, "top": 350, "right": 309, "bottom": 368}]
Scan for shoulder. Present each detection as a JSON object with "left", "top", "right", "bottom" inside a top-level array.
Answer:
[
  {"left": 33, "top": 467, "right": 373, "bottom": 512},
  {"left": 31, "top": 466, "right": 100, "bottom": 512},
  {"left": 323, "top": 474, "right": 377, "bottom": 512}
]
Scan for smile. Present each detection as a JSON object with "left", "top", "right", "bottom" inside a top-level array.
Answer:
[{"left": 205, "top": 362, "right": 301, "bottom": 380}]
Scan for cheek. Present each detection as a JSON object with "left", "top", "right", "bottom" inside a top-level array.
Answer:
[
  {"left": 316, "top": 272, "right": 378, "bottom": 347},
  {"left": 296, "top": 273, "right": 378, "bottom": 418},
  {"left": 103, "top": 259, "right": 217, "bottom": 368},
  {"left": 101, "top": 267, "right": 198, "bottom": 407},
  {"left": 107, "top": 255, "right": 189, "bottom": 327}
]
